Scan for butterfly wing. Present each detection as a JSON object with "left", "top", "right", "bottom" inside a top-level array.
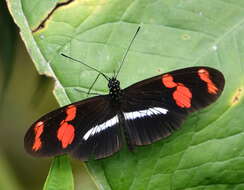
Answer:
[
  {"left": 24, "top": 95, "right": 123, "bottom": 160},
  {"left": 70, "top": 113, "right": 122, "bottom": 160},
  {"left": 120, "top": 66, "right": 225, "bottom": 146}
]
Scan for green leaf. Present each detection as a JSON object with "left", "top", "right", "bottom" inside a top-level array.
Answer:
[
  {"left": 43, "top": 155, "right": 74, "bottom": 190},
  {"left": 7, "top": 0, "right": 244, "bottom": 190}
]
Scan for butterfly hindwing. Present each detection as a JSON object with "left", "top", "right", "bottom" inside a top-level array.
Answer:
[
  {"left": 24, "top": 95, "right": 123, "bottom": 160},
  {"left": 121, "top": 66, "right": 225, "bottom": 146},
  {"left": 70, "top": 114, "right": 122, "bottom": 160},
  {"left": 121, "top": 105, "right": 185, "bottom": 146},
  {"left": 70, "top": 107, "right": 123, "bottom": 160}
]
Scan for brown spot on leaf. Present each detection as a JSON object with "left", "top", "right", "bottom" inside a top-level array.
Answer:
[
  {"left": 232, "top": 88, "right": 243, "bottom": 105},
  {"left": 157, "top": 68, "right": 162, "bottom": 73}
]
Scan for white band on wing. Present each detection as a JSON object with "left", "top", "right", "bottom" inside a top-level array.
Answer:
[
  {"left": 83, "top": 115, "right": 119, "bottom": 141},
  {"left": 124, "top": 107, "right": 168, "bottom": 120}
]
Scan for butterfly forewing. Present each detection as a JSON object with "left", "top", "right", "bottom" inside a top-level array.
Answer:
[
  {"left": 24, "top": 95, "right": 123, "bottom": 160},
  {"left": 25, "top": 106, "right": 75, "bottom": 157},
  {"left": 121, "top": 67, "right": 225, "bottom": 146}
]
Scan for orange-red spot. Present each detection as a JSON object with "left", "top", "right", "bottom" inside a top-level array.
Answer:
[
  {"left": 65, "top": 105, "right": 77, "bottom": 121},
  {"left": 57, "top": 122, "right": 75, "bottom": 149},
  {"left": 162, "top": 74, "right": 192, "bottom": 108},
  {"left": 198, "top": 69, "right": 218, "bottom": 94},
  {"left": 173, "top": 85, "right": 192, "bottom": 108},
  {"left": 56, "top": 105, "right": 77, "bottom": 148},
  {"left": 162, "top": 74, "right": 177, "bottom": 88},
  {"left": 32, "top": 121, "right": 44, "bottom": 151}
]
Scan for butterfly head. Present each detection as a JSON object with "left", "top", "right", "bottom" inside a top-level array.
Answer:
[{"left": 108, "top": 77, "right": 122, "bottom": 101}]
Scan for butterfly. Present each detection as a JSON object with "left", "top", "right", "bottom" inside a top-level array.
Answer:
[
  {"left": 24, "top": 27, "right": 225, "bottom": 161},
  {"left": 24, "top": 65, "right": 225, "bottom": 160}
]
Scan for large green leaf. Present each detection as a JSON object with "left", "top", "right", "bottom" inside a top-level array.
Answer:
[{"left": 7, "top": 0, "right": 244, "bottom": 189}]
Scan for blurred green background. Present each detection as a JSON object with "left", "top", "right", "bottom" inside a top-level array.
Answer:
[{"left": 0, "top": 1, "right": 96, "bottom": 189}]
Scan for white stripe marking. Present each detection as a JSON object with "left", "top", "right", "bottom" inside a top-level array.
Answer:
[
  {"left": 83, "top": 115, "right": 119, "bottom": 141},
  {"left": 124, "top": 107, "right": 168, "bottom": 120}
]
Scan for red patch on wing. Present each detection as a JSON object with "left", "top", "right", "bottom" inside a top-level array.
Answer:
[
  {"left": 173, "top": 84, "right": 192, "bottom": 108},
  {"left": 162, "top": 74, "right": 177, "bottom": 88},
  {"left": 65, "top": 105, "right": 77, "bottom": 121},
  {"left": 32, "top": 121, "right": 44, "bottom": 151},
  {"left": 162, "top": 74, "right": 192, "bottom": 108},
  {"left": 198, "top": 69, "right": 218, "bottom": 94},
  {"left": 57, "top": 122, "right": 75, "bottom": 148},
  {"left": 57, "top": 105, "right": 77, "bottom": 148}
]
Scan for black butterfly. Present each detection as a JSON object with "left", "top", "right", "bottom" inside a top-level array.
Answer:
[{"left": 24, "top": 27, "right": 225, "bottom": 160}]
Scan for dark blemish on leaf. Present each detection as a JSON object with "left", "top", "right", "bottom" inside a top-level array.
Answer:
[
  {"left": 157, "top": 69, "right": 162, "bottom": 73},
  {"left": 32, "top": 0, "right": 75, "bottom": 33},
  {"left": 232, "top": 88, "right": 243, "bottom": 105}
]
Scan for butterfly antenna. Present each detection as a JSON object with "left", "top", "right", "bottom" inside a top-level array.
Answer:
[
  {"left": 115, "top": 26, "right": 141, "bottom": 78},
  {"left": 61, "top": 53, "right": 110, "bottom": 81}
]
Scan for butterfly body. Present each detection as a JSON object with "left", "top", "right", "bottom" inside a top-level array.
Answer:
[
  {"left": 25, "top": 66, "right": 225, "bottom": 160},
  {"left": 108, "top": 77, "right": 123, "bottom": 103}
]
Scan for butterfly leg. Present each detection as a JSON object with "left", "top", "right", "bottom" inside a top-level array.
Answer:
[
  {"left": 73, "top": 88, "right": 102, "bottom": 96},
  {"left": 74, "top": 73, "right": 103, "bottom": 96},
  {"left": 87, "top": 73, "right": 101, "bottom": 97}
]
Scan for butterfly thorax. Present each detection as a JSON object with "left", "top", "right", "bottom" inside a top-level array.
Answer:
[{"left": 108, "top": 77, "right": 122, "bottom": 102}]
